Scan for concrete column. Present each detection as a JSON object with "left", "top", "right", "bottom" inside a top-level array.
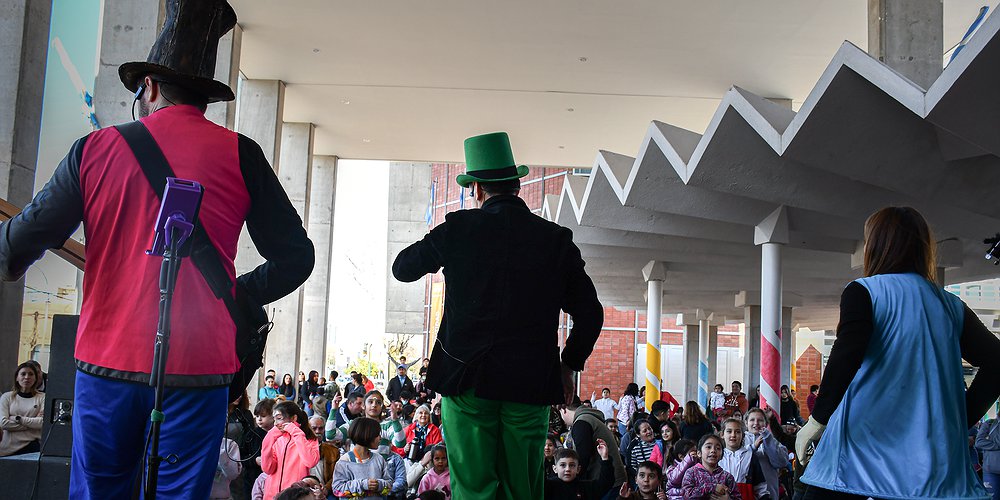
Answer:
[
  {"left": 682, "top": 322, "right": 700, "bottom": 406},
  {"left": 300, "top": 155, "right": 336, "bottom": 376},
  {"left": 697, "top": 311, "right": 711, "bottom": 409},
  {"left": 642, "top": 261, "right": 666, "bottom": 412},
  {"left": 755, "top": 206, "right": 788, "bottom": 412},
  {"left": 385, "top": 163, "right": 433, "bottom": 360},
  {"left": 739, "top": 302, "right": 761, "bottom": 394},
  {"left": 205, "top": 24, "right": 242, "bottom": 129},
  {"left": 0, "top": 0, "right": 52, "bottom": 381},
  {"left": 93, "top": 0, "right": 164, "bottom": 127},
  {"left": 264, "top": 122, "right": 313, "bottom": 380},
  {"left": 234, "top": 79, "right": 285, "bottom": 276},
  {"left": 707, "top": 324, "right": 718, "bottom": 397},
  {"left": 868, "top": 0, "right": 943, "bottom": 89},
  {"left": 780, "top": 307, "right": 793, "bottom": 390}
]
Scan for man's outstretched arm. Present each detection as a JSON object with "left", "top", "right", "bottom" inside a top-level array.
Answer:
[{"left": 0, "top": 138, "right": 86, "bottom": 281}]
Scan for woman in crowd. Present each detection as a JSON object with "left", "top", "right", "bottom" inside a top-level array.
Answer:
[
  {"left": 626, "top": 420, "right": 658, "bottom": 481},
  {"left": 404, "top": 405, "right": 443, "bottom": 463},
  {"left": 797, "top": 206, "right": 1000, "bottom": 499},
  {"left": 262, "top": 401, "right": 321, "bottom": 499},
  {"left": 778, "top": 385, "right": 803, "bottom": 427},
  {"left": 226, "top": 389, "right": 263, "bottom": 500},
  {"left": 279, "top": 374, "right": 296, "bottom": 401},
  {"left": 747, "top": 386, "right": 761, "bottom": 411},
  {"left": 0, "top": 361, "right": 44, "bottom": 456},
  {"left": 617, "top": 383, "right": 640, "bottom": 437},
  {"left": 678, "top": 401, "right": 713, "bottom": 442}
]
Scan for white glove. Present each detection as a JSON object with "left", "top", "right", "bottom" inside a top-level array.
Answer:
[{"left": 795, "top": 416, "right": 826, "bottom": 466}]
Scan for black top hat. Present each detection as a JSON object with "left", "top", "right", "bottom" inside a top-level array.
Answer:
[{"left": 119, "top": 0, "right": 237, "bottom": 103}]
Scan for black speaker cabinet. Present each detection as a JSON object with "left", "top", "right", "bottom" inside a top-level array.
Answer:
[
  {"left": 40, "top": 314, "right": 78, "bottom": 458},
  {"left": 0, "top": 454, "right": 70, "bottom": 500}
]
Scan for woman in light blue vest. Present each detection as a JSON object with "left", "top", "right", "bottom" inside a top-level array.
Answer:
[{"left": 796, "top": 206, "right": 1000, "bottom": 500}]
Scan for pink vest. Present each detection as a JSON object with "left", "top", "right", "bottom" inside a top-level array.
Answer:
[{"left": 76, "top": 105, "right": 248, "bottom": 378}]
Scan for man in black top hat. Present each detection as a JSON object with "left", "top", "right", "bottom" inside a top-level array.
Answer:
[{"left": 0, "top": 1, "right": 313, "bottom": 498}]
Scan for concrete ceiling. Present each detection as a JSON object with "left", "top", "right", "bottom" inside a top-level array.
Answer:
[
  {"left": 230, "top": 0, "right": 989, "bottom": 166},
  {"left": 540, "top": 8, "right": 1000, "bottom": 329}
]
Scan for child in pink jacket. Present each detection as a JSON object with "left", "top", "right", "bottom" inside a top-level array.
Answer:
[
  {"left": 417, "top": 445, "right": 451, "bottom": 499},
  {"left": 262, "top": 401, "right": 321, "bottom": 499},
  {"left": 663, "top": 439, "right": 697, "bottom": 500}
]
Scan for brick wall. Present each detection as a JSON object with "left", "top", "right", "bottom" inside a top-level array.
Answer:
[{"left": 794, "top": 345, "right": 824, "bottom": 418}]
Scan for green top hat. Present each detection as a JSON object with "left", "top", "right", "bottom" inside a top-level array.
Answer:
[{"left": 456, "top": 132, "right": 529, "bottom": 188}]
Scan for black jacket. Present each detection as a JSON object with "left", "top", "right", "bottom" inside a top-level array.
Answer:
[
  {"left": 386, "top": 375, "right": 415, "bottom": 402},
  {"left": 392, "top": 195, "right": 603, "bottom": 405}
]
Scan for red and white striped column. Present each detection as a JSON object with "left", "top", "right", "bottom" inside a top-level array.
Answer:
[{"left": 755, "top": 207, "right": 787, "bottom": 412}]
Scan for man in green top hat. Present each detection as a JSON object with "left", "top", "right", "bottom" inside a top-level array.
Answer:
[{"left": 392, "top": 131, "right": 604, "bottom": 499}]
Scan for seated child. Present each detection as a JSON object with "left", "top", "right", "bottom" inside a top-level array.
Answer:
[
  {"left": 544, "top": 439, "right": 614, "bottom": 499},
  {"left": 417, "top": 445, "right": 451, "bottom": 499},
  {"left": 616, "top": 461, "right": 664, "bottom": 500},
  {"left": 681, "top": 434, "right": 741, "bottom": 500},
  {"left": 331, "top": 417, "right": 393, "bottom": 499},
  {"left": 719, "top": 418, "right": 768, "bottom": 500},
  {"left": 663, "top": 439, "right": 697, "bottom": 500}
]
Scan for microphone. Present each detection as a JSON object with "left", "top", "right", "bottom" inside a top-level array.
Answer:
[{"left": 147, "top": 178, "right": 203, "bottom": 256}]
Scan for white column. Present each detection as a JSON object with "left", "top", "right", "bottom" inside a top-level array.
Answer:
[
  {"left": 385, "top": 162, "right": 433, "bottom": 365},
  {"left": 0, "top": 0, "right": 52, "bottom": 381},
  {"left": 756, "top": 206, "right": 788, "bottom": 412},
  {"left": 697, "top": 311, "right": 711, "bottom": 410},
  {"left": 205, "top": 24, "right": 242, "bottom": 129},
  {"left": 93, "top": 0, "right": 164, "bottom": 127},
  {"left": 780, "top": 306, "right": 793, "bottom": 390},
  {"left": 234, "top": 79, "right": 285, "bottom": 276},
  {"left": 682, "top": 322, "right": 700, "bottom": 407},
  {"left": 642, "top": 261, "right": 666, "bottom": 412},
  {"left": 301, "top": 155, "right": 337, "bottom": 376},
  {"left": 265, "top": 122, "right": 313, "bottom": 380},
  {"left": 707, "top": 324, "right": 718, "bottom": 402}
]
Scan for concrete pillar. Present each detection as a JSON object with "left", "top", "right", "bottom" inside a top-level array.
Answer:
[
  {"left": 682, "top": 322, "right": 700, "bottom": 406},
  {"left": 739, "top": 301, "right": 762, "bottom": 394},
  {"left": 868, "top": 0, "right": 943, "bottom": 89},
  {"left": 264, "top": 122, "right": 313, "bottom": 380},
  {"left": 755, "top": 206, "right": 788, "bottom": 412},
  {"left": 301, "top": 155, "right": 336, "bottom": 376},
  {"left": 385, "top": 163, "right": 433, "bottom": 362},
  {"left": 205, "top": 24, "right": 242, "bottom": 129},
  {"left": 642, "top": 261, "right": 666, "bottom": 412},
  {"left": 234, "top": 79, "right": 285, "bottom": 276},
  {"left": 0, "top": 0, "right": 52, "bottom": 380},
  {"left": 697, "top": 311, "right": 711, "bottom": 409},
  {"left": 707, "top": 324, "right": 718, "bottom": 397},
  {"left": 780, "top": 307, "right": 793, "bottom": 390},
  {"left": 93, "top": 0, "right": 164, "bottom": 127}
]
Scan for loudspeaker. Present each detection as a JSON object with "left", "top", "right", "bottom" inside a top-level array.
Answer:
[
  {"left": 0, "top": 454, "right": 71, "bottom": 500},
  {"left": 40, "top": 315, "right": 78, "bottom": 458}
]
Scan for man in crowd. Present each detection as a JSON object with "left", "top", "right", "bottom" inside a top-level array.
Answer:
[
  {"left": 392, "top": 131, "right": 603, "bottom": 499},
  {"left": 324, "top": 370, "right": 341, "bottom": 401},
  {"left": 389, "top": 354, "right": 420, "bottom": 372},
  {"left": 721, "top": 380, "right": 749, "bottom": 419},
  {"left": 0, "top": 2, "right": 314, "bottom": 496},
  {"left": 591, "top": 387, "right": 619, "bottom": 420},
  {"left": 326, "top": 390, "right": 365, "bottom": 440},
  {"left": 386, "top": 364, "right": 415, "bottom": 402}
]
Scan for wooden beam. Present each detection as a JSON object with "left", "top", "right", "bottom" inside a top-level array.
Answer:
[{"left": 0, "top": 198, "right": 85, "bottom": 271}]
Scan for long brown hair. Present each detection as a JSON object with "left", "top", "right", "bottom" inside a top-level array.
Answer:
[
  {"left": 682, "top": 401, "right": 708, "bottom": 426},
  {"left": 863, "top": 207, "right": 936, "bottom": 282},
  {"left": 12, "top": 361, "right": 41, "bottom": 396},
  {"left": 273, "top": 401, "right": 317, "bottom": 441}
]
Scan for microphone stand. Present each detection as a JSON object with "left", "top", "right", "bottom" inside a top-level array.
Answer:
[{"left": 144, "top": 216, "right": 194, "bottom": 500}]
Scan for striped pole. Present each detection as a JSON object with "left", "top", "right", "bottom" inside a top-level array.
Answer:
[
  {"left": 643, "top": 261, "right": 666, "bottom": 412},
  {"left": 697, "top": 315, "right": 710, "bottom": 410},
  {"left": 759, "top": 242, "right": 782, "bottom": 411}
]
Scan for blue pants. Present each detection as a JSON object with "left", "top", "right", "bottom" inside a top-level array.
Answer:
[
  {"left": 70, "top": 370, "right": 228, "bottom": 500},
  {"left": 985, "top": 472, "right": 1000, "bottom": 500}
]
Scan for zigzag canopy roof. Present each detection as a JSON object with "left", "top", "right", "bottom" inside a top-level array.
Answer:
[{"left": 543, "top": 11, "right": 1000, "bottom": 330}]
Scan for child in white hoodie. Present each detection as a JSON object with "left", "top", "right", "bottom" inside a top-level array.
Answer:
[{"left": 719, "top": 418, "right": 769, "bottom": 500}]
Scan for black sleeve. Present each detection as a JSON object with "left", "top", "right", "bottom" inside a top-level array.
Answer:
[
  {"left": 0, "top": 137, "right": 86, "bottom": 281},
  {"left": 586, "top": 458, "right": 615, "bottom": 497},
  {"left": 234, "top": 134, "right": 315, "bottom": 305},
  {"left": 559, "top": 229, "right": 605, "bottom": 371},
  {"left": 960, "top": 304, "right": 1000, "bottom": 428},
  {"left": 391, "top": 221, "right": 447, "bottom": 283},
  {"left": 811, "top": 282, "right": 873, "bottom": 425},
  {"left": 571, "top": 420, "right": 596, "bottom": 469},
  {"left": 749, "top": 453, "right": 766, "bottom": 486}
]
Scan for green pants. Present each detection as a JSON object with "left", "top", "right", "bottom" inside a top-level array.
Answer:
[{"left": 441, "top": 391, "right": 549, "bottom": 500}]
